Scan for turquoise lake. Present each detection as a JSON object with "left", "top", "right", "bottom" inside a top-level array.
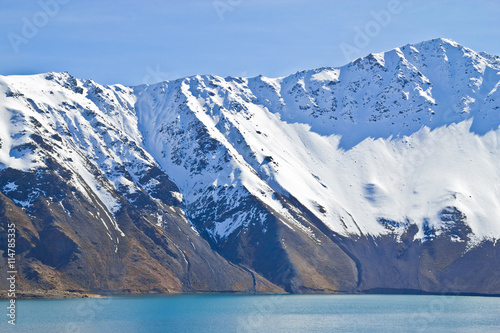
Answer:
[{"left": 1, "top": 294, "right": 499, "bottom": 332}]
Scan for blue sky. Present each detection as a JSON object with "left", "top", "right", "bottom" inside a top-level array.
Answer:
[{"left": 1, "top": 0, "right": 499, "bottom": 86}]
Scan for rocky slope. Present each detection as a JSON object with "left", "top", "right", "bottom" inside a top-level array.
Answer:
[
  {"left": 0, "top": 73, "right": 279, "bottom": 295},
  {"left": 1, "top": 38, "right": 500, "bottom": 295}
]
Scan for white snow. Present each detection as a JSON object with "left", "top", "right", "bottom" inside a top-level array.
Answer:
[
  {"left": 2, "top": 38, "right": 500, "bottom": 249},
  {"left": 170, "top": 191, "right": 183, "bottom": 202},
  {"left": 3, "top": 182, "right": 18, "bottom": 193},
  {"left": 131, "top": 38, "right": 500, "bottom": 245},
  {"left": 311, "top": 68, "right": 340, "bottom": 82}
]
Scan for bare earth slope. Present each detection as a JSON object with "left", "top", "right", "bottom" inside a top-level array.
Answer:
[{"left": 1, "top": 38, "right": 500, "bottom": 295}]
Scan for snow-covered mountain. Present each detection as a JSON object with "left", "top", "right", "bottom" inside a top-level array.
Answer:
[{"left": 2, "top": 38, "right": 500, "bottom": 295}]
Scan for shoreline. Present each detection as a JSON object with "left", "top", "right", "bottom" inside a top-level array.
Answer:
[
  {"left": 0, "top": 290, "right": 106, "bottom": 300},
  {"left": 2, "top": 289, "right": 500, "bottom": 300}
]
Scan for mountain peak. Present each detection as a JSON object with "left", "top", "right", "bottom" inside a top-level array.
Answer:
[{"left": 2, "top": 39, "right": 500, "bottom": 296}]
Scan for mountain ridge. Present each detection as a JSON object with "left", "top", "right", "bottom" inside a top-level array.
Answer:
[{"left": 1, "top": 38, "right": 500, "bottom": 295}]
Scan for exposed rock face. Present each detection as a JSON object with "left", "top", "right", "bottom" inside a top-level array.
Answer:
[
  {"left": 1, "top": 38, "right": 500, "bottom": 295},
  {"left": 0, "top": 166, "right": 279, "bottom": 294}
]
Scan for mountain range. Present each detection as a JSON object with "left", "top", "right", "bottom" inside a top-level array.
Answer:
[{"left": 1, "top": 38, "right": 500, "bottom": 296}]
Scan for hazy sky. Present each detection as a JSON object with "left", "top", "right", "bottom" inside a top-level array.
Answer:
[{"left": 1, "top": 0, "right": 499, "bottom": 85}]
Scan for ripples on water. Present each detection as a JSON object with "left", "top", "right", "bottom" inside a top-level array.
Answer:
[{"left": 1, "top": 294, "right": 499, "bottom": 332}]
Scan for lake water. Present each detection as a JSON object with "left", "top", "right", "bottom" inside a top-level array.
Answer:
[{"left": 1, "top": 294, "right": 499, "bottom": 332}]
